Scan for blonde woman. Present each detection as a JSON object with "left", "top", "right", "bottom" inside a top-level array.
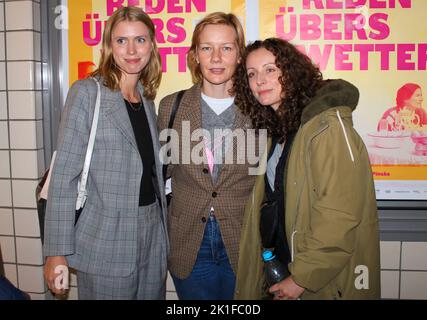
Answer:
[
  {"left": 158, "top": 12, "right": 257, "bottom": 299},
  {"left": 43, "top": 7, "right": 168, "bottom": 300}
]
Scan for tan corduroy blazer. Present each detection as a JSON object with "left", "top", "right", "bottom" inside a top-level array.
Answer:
[{"left": 158, "top": 84, "right": 258, "bottom": 279}]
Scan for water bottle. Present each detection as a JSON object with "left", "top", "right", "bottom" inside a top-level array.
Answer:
[{"left": 262, "top": 250, "right": 288, "bottom": 287}]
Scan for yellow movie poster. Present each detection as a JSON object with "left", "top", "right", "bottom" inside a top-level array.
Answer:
[
  {"left": 64, "top": 0, "right": 427, "bottom": 199},
  {"left": 67, "top": 0, "right": 246, "bottom": 102},
  {"left": 253, "top": 0, "right": 427, "bottom": 199}
]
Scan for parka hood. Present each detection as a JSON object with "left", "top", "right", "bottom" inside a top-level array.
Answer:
[{"left": 301, "top": 79, "right": 359, "bottom": 125}]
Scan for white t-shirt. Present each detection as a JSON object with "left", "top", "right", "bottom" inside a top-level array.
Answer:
[{"left": 201, "top": 92, "right": 235, "bottom": 115}]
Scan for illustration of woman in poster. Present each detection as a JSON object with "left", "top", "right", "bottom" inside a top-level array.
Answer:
[{"left": 377, "top": 83, "right": 427, "bottom": 132}]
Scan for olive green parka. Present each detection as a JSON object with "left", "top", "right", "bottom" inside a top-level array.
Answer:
[{"left": 235, "top": 80, "right": 381, "bottom": 300}]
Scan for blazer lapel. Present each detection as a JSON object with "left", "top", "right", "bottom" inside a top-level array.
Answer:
[
  {"left": 180, "top": 84, "right": 203, "bottom": 143},
  {"left": 138, "top": 82, "right": 159, "bottom": 144},
  {"left": 138, "top": 82, "right": 166, "bottom": 199},
  {"left": 103, "top": 85, "right": 138, "bottom": 151},
  {"left": 180, "top": 85, "right": 211, "bottom": 186}
]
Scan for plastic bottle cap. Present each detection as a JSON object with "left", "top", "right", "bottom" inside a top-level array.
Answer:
[{"left": 262, "top": 250, "right": 275, "bottom": 262}]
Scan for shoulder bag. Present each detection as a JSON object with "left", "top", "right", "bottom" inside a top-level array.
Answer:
[{"left": 36, "top": 78, "right": 101, "bottom": 243}]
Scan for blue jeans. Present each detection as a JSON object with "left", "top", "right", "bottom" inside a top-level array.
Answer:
[
  {"left": 0, "top": 276, "right": 29, "bottom": 300},
  {"left": 172, "top": 215, "right": 236, "bottom": 300}
]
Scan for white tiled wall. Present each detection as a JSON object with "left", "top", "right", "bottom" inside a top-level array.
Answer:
[
  {"left": 0, "top": 236, "right": 16, "bottom": 263},
  {"left": 167, "top": 272, "right": 178, "bottom": 300},
  {"left": 70, "top": 270, "right": 77, "bottom": 287},
  {"left": 0, "top": 91, "right": 7, "bottom": 119},
  {"left": 380, "top": 241, "right": 401, "bottom": 270},
  {"left": 380, "top": 271, "right": 400, "bottom": 299},
  {"left": 11, "top": 150, "right": 41, "bottom": 179},
  {"left": 7, "top": 61, "right": 38, "bottom": 90},
  {"left": 16, "top": 237, "right": 43, "bottom": 265},
  {"left": 8, "top": 90, "right": 42, "bottom": 120},
  {"left": 0, "top": 2, "right": 4, "bottom": 32},
  {"left": 0, "top": 120, "right": 9, "bottom": 148},
  {"left": 0, "top": 31, "right": 5, "bottom": 60},
  {"left": 0, "top": 62, "right": 5, "bottom": 90},
  {"left": 9, "top": 120, "right": 43, "bottom": 149},
  {"left": 0, "top": 208, "right": 13, "bottom": 235},
  {"left": 0, "top": 0, "right": 46, "bottom": 299},
  {"left": 401, "top": 242, "right": 427, "bottom": 271},
  {"left": 28, "top": 293, "right": 47, "bottom": 300},
  {"left": 6, "top": 31, "right": 40, "bottom": 61},
  {"left": 0, "top": 180, "right": 12, "bottom": 207},
  {"left": 17, "top": 265, "right": 44, "bottom": 293},
  {"left": 67, "top": 287, "right": 79, "bottom": 300},
  {"left": 4, "top": 264, "right": 18, "bottom": 287},
  {"left": 5, "top": 1, "right": 37, "bottom": 31},
  {"left": 12, "top": 180, "right": 40, "bottom": 208},
  {"left": 379, "top": 241, "right": 427, "bottom": 299},
  {"left": 400, "top": 272, "right": 427, "bottom": 300},
  {"left": 14, "top": 209, "right": 40, "bottom": 237},
  {"left": 0, "top": 150, "right": 10, "bottom": 177},
  {"left": 379, "top": 241, "right": 402, "bottom": 299}
]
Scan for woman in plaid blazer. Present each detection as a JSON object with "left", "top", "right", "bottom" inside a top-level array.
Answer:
[
  {"left": 43, "top": 7, "right": 168, "bottom": 300},
  {"left": 158, "top": 12, "right": 259, "bottom": 300}
]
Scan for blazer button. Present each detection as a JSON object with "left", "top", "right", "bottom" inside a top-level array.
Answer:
[
  {"left": 212, "top": 192, "right": 217, "bottom": 198},
  {"left": 202, "top": 168, "right": 209, "bottom": 174},
  {"left": 201, "top": 217, "right": 207, "bottom": 223}
]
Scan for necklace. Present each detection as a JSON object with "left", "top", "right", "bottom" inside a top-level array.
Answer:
[{"left": 125, "top": 99, "right": 143, "bottom": 112}]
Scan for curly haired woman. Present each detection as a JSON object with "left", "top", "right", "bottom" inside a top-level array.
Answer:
[{"left": 233, "top": 38, "right": 381, "bottom": 300}]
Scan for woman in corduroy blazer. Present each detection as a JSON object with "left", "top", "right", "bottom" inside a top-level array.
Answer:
[{"left": 43, "top": 7, "right": 168, "bottom": 300}]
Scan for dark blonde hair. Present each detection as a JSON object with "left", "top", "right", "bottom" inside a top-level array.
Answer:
[
  {"left": 91, "top": 6, "right": 161, "bottom": 100},
  {"left": 187, "top": 12, "right": 245, "bottom": 84}
]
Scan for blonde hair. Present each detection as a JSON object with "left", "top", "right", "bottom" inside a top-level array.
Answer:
[
  {"left": 91, "top": 6, "right": 161, "bottom": 100},
  {"left": 187, "top": 12, "right": 245, "bottom": 84}
]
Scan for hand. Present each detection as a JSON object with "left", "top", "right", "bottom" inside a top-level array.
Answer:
[
  {"left": 44, "top": 256, "right": 69, "bottom": 295},
  {"left": 269, "top": 276, "right": 305, "bottom": 300}
]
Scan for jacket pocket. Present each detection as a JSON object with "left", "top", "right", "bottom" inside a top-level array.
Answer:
[
  {"left": 74, "top": 205, "right": 137, "bottom": 263},
  {"left": 301, "top": 281, "right": 341, "bottom": 300}
]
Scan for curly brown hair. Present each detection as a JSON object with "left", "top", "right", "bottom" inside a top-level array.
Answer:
[{"left": 233, "top": 38, "right": 323, "bottom": 142}]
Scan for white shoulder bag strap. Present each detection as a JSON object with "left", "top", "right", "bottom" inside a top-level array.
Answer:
[{"left": 75, "top": 78, "right": 101, "bottom": 210}]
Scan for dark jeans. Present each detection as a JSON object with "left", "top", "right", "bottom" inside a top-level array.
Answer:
[
  {"left": 172, "top": 215, "right": 236, "bottom": 300},
  {"left": 0, "top": 276, "right": 29, "bottom": 300}
]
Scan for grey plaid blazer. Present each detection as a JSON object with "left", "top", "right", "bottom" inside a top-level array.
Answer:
[
  {"left": 43, "top": 77, "right": 169, "bottom": 277},
  {"left": 158, "top": 84, "right": 257, "bottom": 279}
]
